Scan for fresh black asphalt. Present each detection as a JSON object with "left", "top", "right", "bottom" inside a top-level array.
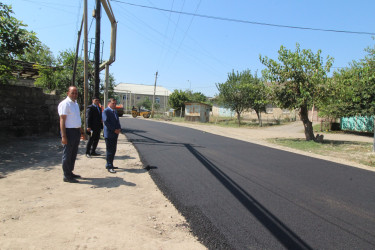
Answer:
[{"left": 121, "top": 117, "right": 375, "bottom": 249}]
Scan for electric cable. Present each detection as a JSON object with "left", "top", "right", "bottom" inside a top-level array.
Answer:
[{"left": 111, "top": 0, "right": 375, "bottom": 36}]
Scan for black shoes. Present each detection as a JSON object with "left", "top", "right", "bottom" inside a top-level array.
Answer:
[
  {"left": 107, "top": 168, "right": 116, "bottom": 173},
  {"left": 63, "top": 177, "right": 79, "bottom": 183},
  {"left": 87, "top": 152, "right": 100, "bottom": 157},
  {"left": 112, "top": 166, "right": 119, "bottom": 169},
  {"left": 71, "top": 173, "right": 81, "bottom": 179}
]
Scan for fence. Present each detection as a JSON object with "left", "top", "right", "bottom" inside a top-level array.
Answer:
[{"left": 340, "top": 116, "right": 374, "bottom": 133}]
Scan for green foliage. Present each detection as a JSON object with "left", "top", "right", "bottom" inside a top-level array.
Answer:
[
  {"left": 260, "top": 43, "right": 333, "bottom": 140},
  {"left": 0, "top": 3, "right": 39, "bottom": 84},
  {"left": 242, "top": 70, "right": 270, "bottom": 126},
  {"left": 216, "top": 70, "right": 250, "bottom": 126},
  {"left": 216, "top": 69, "right": 268, "bottom": 126},
  {"left": 35, "top": 49, "right": 115, "bottom": 105},
  {"left": 168, "top": 89, "right": 208, "bottom": 111},
  {"left": 17, "top": 43, "right": 56, "bottom": 66},
  {"left": 137, "top": 97, "right": 152, "bottom": 110},
  {"left": 260, "top": 43, "right": 334, "bottom": 110},
  {"left": 319, "top": 42, "right": 375, "bottom": 118},
  {"left": 168, "top": 90, "right": 190, "bottom": 110},
  {"left": 186, "top": 90, "right": 207, "bottom": 103}
]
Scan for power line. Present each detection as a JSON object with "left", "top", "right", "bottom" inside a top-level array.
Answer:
[{"left": 110, "top": 0, "right": 375, "bottom": 36}]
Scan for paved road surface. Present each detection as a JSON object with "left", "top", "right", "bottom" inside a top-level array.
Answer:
[{"left": 122, "top": 117, "right": 375, "bottom": 249}]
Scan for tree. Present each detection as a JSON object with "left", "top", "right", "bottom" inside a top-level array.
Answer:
[
  {"left": 0, "top": 3, "right": 39, "bottom": 83},
  {"left": 168, "top": 90, "right": 190, "bottom": 111},
  {"left": 137, "top": 97, "right": 152, "bottom": 110},
  {"left": 216, "top": 70, "right": 252, "bottom": 126},
  {"left": 35, "top": 49, "right": 115, "bottom": 107},
  {"left": 17, "top": 43, "right": 56, "bottom": 66},
  {"left": 186, "top": 90, "right": 207, "bottom": 103},
  {"left": 320, "top": 42, "right": 375, "bottom": 119},
  {"left": 260, "top": 43, "right": 334, "bottom": 141},
  {"left": 242, "top": 70, "right": 269, "bottom": 127}
]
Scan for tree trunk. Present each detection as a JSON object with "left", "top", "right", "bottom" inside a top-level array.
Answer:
[
  {"left": 300, "top": 105, "right": 315, "bottom": 141},
  {"left": 237, "top": 111, "right": 241, "bottom": 127},
  {"left": 256, "top": 110, "right": 262, "bottom": 127}
]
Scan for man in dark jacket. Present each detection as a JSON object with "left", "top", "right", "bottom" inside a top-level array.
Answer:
[
  {"left": 102, "top": 98, "right": 121, "bottom": 173},
  {"left": 86, "top": 97, "right": 103, "bottom": 157}
]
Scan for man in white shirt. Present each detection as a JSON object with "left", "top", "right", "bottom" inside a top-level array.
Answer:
[{"left": 58, "top": 86, "right": 83, "bottom": 183}]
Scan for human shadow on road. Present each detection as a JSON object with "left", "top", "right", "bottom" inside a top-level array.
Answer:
[
  {"left": 124, "top": 128, "right": 312, "bottom": 249},
  {"left": 78, "top": 176, "right": 136, "bottom": 188}
]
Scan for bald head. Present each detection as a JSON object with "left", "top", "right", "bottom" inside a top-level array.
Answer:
[{"left": 67, "top": 86, "right": 78, "bottom": 101}]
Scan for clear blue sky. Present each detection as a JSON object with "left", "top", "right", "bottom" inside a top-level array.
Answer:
[{"left": 5, "top": 0, "right": 375, "bottom": 97}]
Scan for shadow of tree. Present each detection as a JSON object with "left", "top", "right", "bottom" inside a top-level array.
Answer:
[
  {"left": 0, "top": 136, "right": 87, "bottom": 176},
  {"left": 0, "top": 136, "right": 60, "bottom": 175}
]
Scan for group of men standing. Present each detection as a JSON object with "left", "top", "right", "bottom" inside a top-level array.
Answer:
[{"left": 58, "top": 86, "right": 121, "bottom": 183}]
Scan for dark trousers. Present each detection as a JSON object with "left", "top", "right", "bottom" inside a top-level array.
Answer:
[
  {"left": 105, "top": 137, "right": 118, "bottom": 168},
  {"left": 86, "top": 129, "right": 101, "bottom": 154},
  {"left": 62, "top": 128, "right": 81, "bottom": 177}
]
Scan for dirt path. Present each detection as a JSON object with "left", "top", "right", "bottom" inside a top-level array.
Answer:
[{"left": 0, "top": 134, "right": 205, "bottom": 249}]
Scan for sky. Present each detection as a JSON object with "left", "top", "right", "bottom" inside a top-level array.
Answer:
[{"left": 5, "top": 0, "right": 375, "bottom": 97}]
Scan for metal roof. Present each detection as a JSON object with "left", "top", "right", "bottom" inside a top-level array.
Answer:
[{"left": 114, "top": 83, "right": 172, "bottom": 96}]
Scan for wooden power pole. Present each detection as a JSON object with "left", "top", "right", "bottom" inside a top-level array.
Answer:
[
  {"left": 83, "top": 0, "right": 89, "bottom": 139},
  {"left": 94, "top": 0, "right": 101, "bottom": 98},
  {"left": 151, "top": 71, "right": 158, "bottom": 118}
]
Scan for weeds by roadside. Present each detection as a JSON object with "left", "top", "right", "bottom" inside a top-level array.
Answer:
[
  {"left": 153, "top": 115, "right": 286, "bottom": 128},
  {"left": 268, "top": 138, "right": 375, "bottom": 168}
]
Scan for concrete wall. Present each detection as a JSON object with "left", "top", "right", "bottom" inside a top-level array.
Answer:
[
  {"left": 118, "top": 93, "right": 169, "bottom": 113},
  {"left": 212, "top": 104, "right": 299, "bottom": 122},
  {"left": 0, "top": 85, "right": 61, "bottom": 137}
]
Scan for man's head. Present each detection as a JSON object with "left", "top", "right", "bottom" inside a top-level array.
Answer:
[
  {"left": 108, "top": 98, "right": 117, "bottom": 110},
  {"left": 67, "top": 86, "right": 78, "bottom": 101},
  {"left": 92, "top": 97, "right": 100, "bottom": 106}
]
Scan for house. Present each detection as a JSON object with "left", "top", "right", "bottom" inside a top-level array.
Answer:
[
  {"left": 9, "top": 60, "right": 41, "bottom": 87},
  {"left": 185, "top": 102, "right": 211, "bottom": 123},
  {"left": 211, "top": 103, "right": 298, "bottom": 123},
  {"left": 114, "top": 83, "right": 172, "bottom": 112}
]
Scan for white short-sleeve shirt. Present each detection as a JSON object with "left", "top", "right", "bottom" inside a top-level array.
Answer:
[{"left": 58, "top": 96, "right": 81, "bottom": 128}]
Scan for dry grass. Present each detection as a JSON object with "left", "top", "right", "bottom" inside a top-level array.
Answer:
[{"left": 267, "top": 138, "right": 375, "bottom": 168}]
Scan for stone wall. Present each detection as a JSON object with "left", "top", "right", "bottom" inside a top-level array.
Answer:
[{"left": 0, "top": 85, "right": 61, "bottom": 137}]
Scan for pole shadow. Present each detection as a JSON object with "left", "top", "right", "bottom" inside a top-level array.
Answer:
[
  {"left": 184, "top": 143, "right": 312, "bottom": 250},
  {"left": 125, "top": 128, "right": 312, "bottom": 249}
]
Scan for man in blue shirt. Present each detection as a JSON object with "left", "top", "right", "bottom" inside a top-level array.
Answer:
[{"left": 102, "top": 98, "right": 121, "bottom": 173}]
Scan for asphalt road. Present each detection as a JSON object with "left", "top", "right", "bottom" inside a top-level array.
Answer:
[{"left": 121, "top": 117, "right": 375, "bottom": 250}]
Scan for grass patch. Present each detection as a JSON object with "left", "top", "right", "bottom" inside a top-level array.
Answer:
[{"left": 267, "top": 138, "right": 375, "bottom": 168}]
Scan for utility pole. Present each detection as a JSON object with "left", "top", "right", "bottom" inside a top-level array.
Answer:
[
  {"left": 151, "top": 71, "right": 158, "bottom": 118},
  {"left": 72, "top": 16, "right": 83, "bottom": 85},
  {"left": 94, "top": 0, "right": 101, "bottom": 98},
  {"left": 83, "top": 0, "right": 88, "bottom": 139}
]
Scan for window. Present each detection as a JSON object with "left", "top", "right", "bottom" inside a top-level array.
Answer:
[{"left": 155, "top": 97, "right": 160, "bottom": 104}]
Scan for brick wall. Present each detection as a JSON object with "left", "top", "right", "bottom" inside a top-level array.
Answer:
[{"left": 0, "top": 85, "right": 62, "bottom": 137}]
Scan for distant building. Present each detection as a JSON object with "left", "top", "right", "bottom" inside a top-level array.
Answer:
[
  {"left": 185, "top": 102, "right": 211, "bottom": 123},
  {"left": 9, "top": 60, "right": 42, "bottom": 87},
  {"left": 114, "top": 83, "right": 172, "bottom": 111}
]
